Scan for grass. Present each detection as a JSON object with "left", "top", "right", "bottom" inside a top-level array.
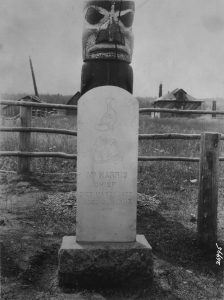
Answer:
[{"left": 0, "top": 114, "right": 77, "bottom": 173}]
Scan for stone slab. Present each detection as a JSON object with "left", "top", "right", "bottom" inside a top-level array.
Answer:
[
  {"left": 58, "top": 235, "right": 153, "bottom": 288},
  {"left": 76, "top": 86, "right": 139, "bottom": 242}
]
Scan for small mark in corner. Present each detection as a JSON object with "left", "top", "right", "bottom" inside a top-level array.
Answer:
[{"left": 216, "top": 243, "right": 223, "bottom": 266}]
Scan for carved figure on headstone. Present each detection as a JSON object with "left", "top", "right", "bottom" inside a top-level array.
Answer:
[
  {"left": 81, "top": 0, "right": 135, "bottom": 95},
  {"left": 96, "top": 99, "right": 117, "bottom": 131}
]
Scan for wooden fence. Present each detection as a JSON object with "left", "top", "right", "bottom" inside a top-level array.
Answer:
[{"left": 1, "top": 100, "right": 224, "bottom": 248}]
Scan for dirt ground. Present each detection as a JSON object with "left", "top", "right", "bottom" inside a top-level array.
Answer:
[{"left": 0, "top": 172, "right": 223, "bottom": 300}]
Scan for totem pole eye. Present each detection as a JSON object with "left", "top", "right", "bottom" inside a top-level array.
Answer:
[
  {"left": 85, "top": 7, "right": 104, "bottom": 25},
  {"left": 120, "top": 12, "right": 134, "bottom": 27}
]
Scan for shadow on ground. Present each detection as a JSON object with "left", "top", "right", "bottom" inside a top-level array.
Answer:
[{"left": 137, "top": 206, "right": 224, "bottom": 280}]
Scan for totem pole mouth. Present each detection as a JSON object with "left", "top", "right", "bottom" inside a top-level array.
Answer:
[{"left": 89, "top": 44, "right": 129, "bottom": 55}]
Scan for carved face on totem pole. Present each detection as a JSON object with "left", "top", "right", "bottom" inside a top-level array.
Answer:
[{"left": 82, "top": 1, "right": 135, "bottom": 63}]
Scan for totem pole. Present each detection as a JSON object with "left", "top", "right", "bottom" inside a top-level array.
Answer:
[
  {"left": 29, "top": 56, "right": 39, "bottom": 97},
  {"left": 81, "top": 0, "right": 135, "bottom": 95}
]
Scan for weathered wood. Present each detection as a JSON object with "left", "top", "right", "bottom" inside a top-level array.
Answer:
[
  {"left": 212, "top": 101, "right": 216, "bottom": 118},
  {"left": 2, "top": 128, "right": 224, "bottom": 141},
  {"left": 0, "top": 127, "right": 77, "bottom": 136},
  {"left": 1, "top": 100, "right": 224, "bottom": 115},
  {"left": 0, "top": 151, "right": 77, "bottom": 159},
  {"left": 2, "top": 151, "right": 224, "bottom": 163},
  {"left": 0, "top": 129, "right": 201, "bottom": 140},
  {"left": 0, "top": 100, "right": 77, "bottom": 110},
  {"left": 197, "top": 132, "right": 220, "bottom": 248},
  {"left": 0, "top": 152, "right": 198, "bottom": 162},
  {"left": 138, "top": 156, "right": 199, "bottom": 162},
  {"left": 2, "top": 127, "right": 224, "bottom": 141},
  {"left": 17, "top": 106, "right": 32, "bottom": 174},
  {"left": 139, "top": 107, "right": 224, "bottom": 115},
  {"left": 139, "top": 133, "right": 201, "bottom": 140}
]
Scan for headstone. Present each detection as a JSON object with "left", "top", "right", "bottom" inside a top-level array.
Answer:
[
  {"left": 76, "top": 86, "right": 138, "bottom": 242},
  {"left": 58, "top": 86, "right": 153, "bottom": 288}
]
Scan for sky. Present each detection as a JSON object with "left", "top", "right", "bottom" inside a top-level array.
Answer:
[{"left": 0, "top": 0, "right": 224, "bottom": 99}]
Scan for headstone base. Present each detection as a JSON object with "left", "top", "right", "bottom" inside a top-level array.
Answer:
[{"left": 58, "top": 235, "right": 153, "bottom": 288}]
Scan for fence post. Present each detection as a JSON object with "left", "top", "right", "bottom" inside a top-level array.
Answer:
[
  {"left": 197, "top": 132, "right": 220, "bottom": 248},
  {"left": 17, "top": 104, "right": 32, "bottom": 174},
  {"left": 212, "top": 101, "right": 216, "bottom": 118}
]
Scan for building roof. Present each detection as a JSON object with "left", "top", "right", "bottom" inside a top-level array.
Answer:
[
  {"left": 156, "top": 88, "right": 196, "bottom": 102},
  {"left": 18, "top": 95, "right": 42, "bottom": 102},
  {"left": 2, "top": 95, "right": 42, "bottom": 110}
]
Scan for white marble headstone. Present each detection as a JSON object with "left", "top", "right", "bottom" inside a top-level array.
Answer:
[{"left": 76, "top": 86, "right": 139, "bottom": 242}]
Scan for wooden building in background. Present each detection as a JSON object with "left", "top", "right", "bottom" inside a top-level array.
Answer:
[
  {"left": 153, "top": 88, "right": 203, "bottom": 118},
  {"left": 1, "top": 95, "right": 53, "bottom": 118}
]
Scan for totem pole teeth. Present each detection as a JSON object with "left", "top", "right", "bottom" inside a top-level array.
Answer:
[
  {"left": 89, "top": 44, "right": 129, "bottom": 55},
  {"left": 82, "top": 0, "right": 135, "bottom": 63}
]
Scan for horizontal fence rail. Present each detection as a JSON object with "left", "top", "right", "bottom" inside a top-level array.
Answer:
[
  {"left": 1, "top": 100, "right": 224, "bottom": 115},
  {"left": 0, "top": 151, "right": 77, "bottom": 159},
  {"left": 139, "top": 133, "right": 201, "bottom": 140},
  {"left": 139, "top": 133, "right": 224, "bottom": 140},
  {"left": 0, "top": 151, "right": 202, "bottom": 161},
  {"left": 138, "top": 156, "right": 200, "bottom": 162},
  {"left": 139, "top": 107, "right": 224, "bottom": 115},
  {"left": 1, "top": 129, "right": 224, "bottom": 141},
  {"left": 0, "top": 127, "right": 77, "bottom": 136},
  {"left": 0, "top": 100, "right": 77, "bottom": 110},
  {"left": 1, "top": 151, "right": 224, "bottom": 162}
]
